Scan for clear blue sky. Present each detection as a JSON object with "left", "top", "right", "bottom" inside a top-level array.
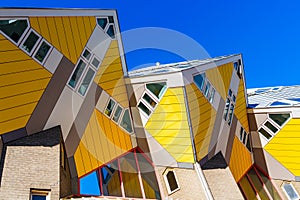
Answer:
[{"left": 2, "top": 0, "right": 300, "bottom": 88}]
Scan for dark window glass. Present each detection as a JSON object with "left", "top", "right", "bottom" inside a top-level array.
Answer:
[
  {"left": 68, "top": 60, "right": 86, "bottom": 88},
  {"left": 34, "top": 41, "right": 51, "bottom": 63},
  {"left": 143, "top": 93, "right": 157, "bottom": 108},
  {"left": 247, "top": 169, "right": 269, "bottom": 199},
  {"left": 101, "top": 161, "right": 122, "bottom": 197},
  {"left": 166, "top": 171, "right": 179, "bottom": 192},
  {"left": 194, "top": 74, "right": 205, "bottom": 91},
  {"left": 97, "top": 18, "right": 108, "bottom": 29},
  {"left": 146, "top": 82, "right": 166, "bottom": 99},
  {"left": 269, "top": 113, "right": 290, "bottom": 126},
  {"left": 228, "top": 104, "right": 235, "bottom": 125},
  {"left": 0, "top": 19, "right": 28, "bottom": 43},
  {"left": 259, "top": 128, "right": 272, "bottom": 139},
  {"left": 246, "top": 135, "right": 252, "bottom": 152},
  {"left": 209, "top": 88, "right": 215, "bottom": 103},
  {"left": 224, "top": 98, "right": 230, "bottom": 121},
  {"left": 204, "top": 82, "right": 211, "bottom": 98},
  {"left": 78, "top": 68, "right": 95, "bottom": 96},
  {"left": 242, "top": 132, "right": 247, "bottom": 145},
  {"left": 82, "top": 49, "right": 91, "bottom": 60},
  {"left": 138, "top": 102, "right": 151, "bottom": 116},
  {"left": 106, "top": 24, "right": 115, "bottom": 39},
  {"left": 105, "top": 99, "right": 115, "bottom": 117},
  {"left": 264, "top": 121, "right": 278, "bottom": 133},
  {"left": 238, "top": 176, "right": 257, "bottom": 200},
  {"left": 240, "top": 128, "right": 244, "bottom": 141},
  {"left": 108, "top": 16, "right": 114, "bottom": 23},
  {"left": 113, "top": 105, "right": 122, "bottom": 123},
  {"left": 228, "top": 89, "right": 233, "bottom": 97},
  {"left": 21, "top": 31, "right": 39, "bottom": 54},
  {"left": 120, "top": 109, "right": 133, "bottom": 133}
]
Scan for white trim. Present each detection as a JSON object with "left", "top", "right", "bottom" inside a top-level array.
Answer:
[
  {"left": 0, "top": 18, "right": 30, "bottom": 46},
  {"left": 30, "top": 190, "right": 50, "bottom": 200},
  {"left": 104, "top": 97, "right": 116, "bottom": 118},
  {"left": 163, "top": 168, "right": 180, "bottom": 195},
  {"left": 194, "top": 163, "right": 214, "bottom": 200},
  {"left": 19, "top": 28, "right": 42, "bottom": 56}
]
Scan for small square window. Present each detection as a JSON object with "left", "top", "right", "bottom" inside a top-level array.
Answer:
[
  {"left": 264, "top": 121, "right": 278, "bottom": 133},
  {"left": 194, "top": 74, "right": 205, "bottom": 91},
  {"left": 34, "top": 40, "right": 51, "bottom": 63},
  {"left": 91, "top": 57, "right": 100, "bottom": 68},
  {"left": 68, "top": 60, "right": 87, "bottom": 89},
  {"left": 112, "top": 105, "right": 123, "bottom": 123},
  {"left": 20, "top": 30, "right": 41, "bottom": 55},
  {"left": 82, "top": 49, "right": 91, "bottom": 61}
]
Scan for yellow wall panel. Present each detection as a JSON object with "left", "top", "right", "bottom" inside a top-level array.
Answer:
[
  {"left": 74, "top": 145, "right": 85, "bottom": 178},
  {"left": 0, "top": 59, "right": 40, "bottom": 75},
  {"left": 53, "top": 17, "right": 70, "bottom": 59},
  {"left": 76, "top": 17, "right": 88, "bottom": 48},
  {"left": 265, "top": 118, "right": 300, "bottom": 176},
  {"left": 29, "top": 17, "right": 41, "bottom": 33},
  {"left": 206, "top": 63, "right": 233, "bottom": 100},
  {"left": 185, "top": 83, "right": 217, "bottom": 161},
  {"left": 38, "top": 17, "right": 51, "bottom": 42},
  {"left": 145, "top": 87, "right": 194, "bottom": 163},
  {"left": 62, "top": 17, "right": 78, "bottom": 63},
  {"left": 45, "top": 17, "right": 61, "bottom": 50},
  {"left": 0, "top": 115, "right": 30, "bottom": 135},
  {"left": 0, "top": 102, "right": 37, "bottom": 123},
  {"left": 234, "top": 79, "right": 249, "bottom": 132},
  {"left": 229, "top": 136, "right": 252, "bottom": 181},
  {"left": 74, "top": 110, "right": 132, "bottom": 177},
  {"left": 0, "top": 39, "right": 19, "bottom": 51},
  {"left": 69, "top": 17, "right": 83, "bottom": 57},
  {"left": 0, "top": 49, "right": 31, "bottom": 63}
]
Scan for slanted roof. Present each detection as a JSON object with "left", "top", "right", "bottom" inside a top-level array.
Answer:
[
  {"left": 128, "top": 54, "right": 239, "bottom": 77},
  {"left": 247, "top": 85, "right": 300, "bottom": 108}
]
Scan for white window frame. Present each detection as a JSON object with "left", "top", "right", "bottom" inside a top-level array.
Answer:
[
  {"left": 281, "top": 182, "right": 300, "bottom": 200},
  {"left": 119, "top": 108, "right": 134, "bottom": 134},
  {"left": 67, "top": 59, "right": 88, "bottom": 90},
  {"left": 193, "top": 73, "right": 216, "bottom": 104},
  {"left": 77, "top": 67, "right": 96, "bottom": 97},
  {"left": 96, "top": 17, "right": 109, "bottom": 30},
  {"left": 0, "top": 18, "right": 31, "bottom": 46},
  {"left": 90, "top": 54, "right": 101, "bottom": 69},
  {"left": 163, "top": 169, "right": 180, "bottom": 195},
  {"left": 111, "top": 104, "right": 124, "bottom": 124},
  {"left": 145, "top": 81, "right": 167, "bottom": 101},
  {"left": 19, "top": 28, "right": 42, "bottom": 56},
  {"left": 32, "top": 38, "right": 53, "bottom": 65},
  {"left": 224, "top": 89, "right": 236, "bottom": 126},
  {"left": 104, "top": 23, "right": 116, "bottom": 39},
  {"left": 104, "top": 97, "right": 117, "bottom": 118},
  {"left": 81, "top": 47, "right": 92, "bottom": 62}
]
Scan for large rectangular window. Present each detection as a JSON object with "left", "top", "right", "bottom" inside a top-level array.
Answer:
[
  {"left": 68, "top": 60, "right": 87, "bottom": 89},
  {"left": 0, "top": 19, "right": 29, "bottom": 44},
  {"left": 34, "top": 40, "right": 51, "bottom": 63},
  {"left": 78, "top": 68, "right": 95, "bottom": 96},
  {"left": 20, "top": 30, "right": 41, "bottom": 55}
]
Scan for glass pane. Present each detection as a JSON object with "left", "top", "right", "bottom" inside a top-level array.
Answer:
[
  {"left": 240, "top": 128, "right": 244, "bottom": 141},
  {"left": 32, "top": 195, "right": 46, "bottom": 200},
  {"left": 0, "top": 19, "right": 28, "bottom": 43},
  {"left": 143, "top": 93, "right": 157, "bottom": 108},
  {"left": 106, "top": 24, "right": 115, "bottom": 39},
  {"left": 108, "top": 16, "right": 114, "bottom": 23},
  {"left": 34, "top": 41, "right": 51, "bottom": 63},
  {"left": 113, "top": 105, "right": 122, "bottom": 123},
  {"left": 247, "top": 169, "right": 269, "bottom": 200},
  {"left": 101, "top": 161, "right": 122, "bottom": 197},
  {"left": 228, "top": 89, "right": 233, "bottom": 97},
  {"left": 146, "top": 82, "right": 166, "bottom": 99},
  {"left": 259, "top": 128, "right": 272, "bottom": 140},
  {"left": 243, "top": 132, "right": 247, "bottom": 145},
  {"left": 79, "top": 171, "right": 101, "bottom": 196},
  {"left": 204, "top": 82, "right": 211, "bottom": 98},
  {"left": 21, "top": 31, "right": 39, "bottom": 54},
  {"left": 228, "top": 104, "right": 234, "bottom": 125},
  {"left": 97, "top": 18, "right": 108, "bottom": 29},
  {"left": 246, "top": 135, "right": 252, "bottom": 152},
  {"left": 120, "top": 152, "right": 142, "bottom": 198},
  {"left": 283, "top": 183, "right": 299, "bottom": 200},
  {"left": 105, "top": 99, "right": 115, "bottom": 117},
  {"left": 136, "top": 152, "right": 161, "bottom": 199},
  {"left": 78, "top": 68, "right": 95, "bottom": 96},
  {"left": 68, "top": 60, "right": 87, "bottom": 88},
  {"left": 138, "top": 102, "right": 151, "bottom": 116},
  {"left": 257, "top": 170, "right": 281, "bottom": 200},
  {"left": 269, "top": 113, "right": 290, "bottom": 126},
  {"left": 82, "top": 49, "right": 91, "bottom": 60},
  {"left": 209, "top": 88, "right": 215, "bottom": 103},
  {"left": 232, "top": 95, "right": 236, "bottom": 102},
  {"left": 120, "top": 109, "right": 133, "bottom": 133},
  {"left": 264, "top": 121, "right": 278, "bottom": 133},
  {"left": 194, "top": 74, "right": 205, "bottom": 91},
  {"left": 166, "top": 171, "right": 179, "bottom": 192},
  {"left": 224, "top": 98, "right": 230, "bottom": 121},
  {"left": 239, "top": 176, "right": 257, "bottom": 200},
  {"left": 92, "top": 57, "right": 100, "bottom": 68}
]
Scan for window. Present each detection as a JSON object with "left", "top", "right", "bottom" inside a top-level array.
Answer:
[
  {"left": 30, "top": 189, "right": 50, "bottom": 200},
  {"left": 97, "top": 17, "right": 108, "bottom": 29},
  {"left": 112, "top": 105, "right": 123, "bottom": 123},
  {"left": 146, "top": 82, "right": 167, "bottom": 99},
  {"left": 233, "top": 59, "right": 242, "bottom": 78},
  {"left": 120, "top": 109, "right": 133, "bottom": 133},
  {"left": 224, "top": 89, "right": 236, "bottom": 125},
  {"left": 259, "top": 127, "right": 272, "bottom": 140},
  {"left": 0, "top": 19, "right": 29, "bottom": 44},
  {"left": 105, "top": 99, "right": 116, "bottom": 117},
  {"left": 204, "top": 81, "right": 211, "bottom": 98},
  {"left": 282, "top": 182, "right": 300, "bottom": 200},
  {"left": 82, "top": 49, "right": 92, "bottom": 61},
  {"left": 33, "top": 40, "right": 52, "bottom": 63},
  {"left": 78, "top": 68, "right": 95, "bottom": 96},
  {"left": 194, "top": 74, "right": 205, "bottom": 91},
  {"left": 142, "top": 93, "right": 157, "bottom": 108},
  {"left": 209, "top": 88, "right": 215, "bottom": 103},
  {"left": 264, "top": 121, "right": 278, "bottom": 133},
  {"left": 68, "top": 60, "right": 87, "bottom": 88},
  {"left": 163, "top": 169, "right": 180, "bottom": 194},
  {"left": 269, "top": 113, "right": 290, "bottom": 126},
  {"left": 20, "top": 29, "right": 41, "bottom": 55},
  {"left": 106, "top": 24, "right": 115, "bottom": 39},
  {"left": 91, "top": 56, "right": 100, "bottom": 68},
  {"left": 138, "top": 102, "right": 151, "bottom": 116},
  {"left": 239, "top": 127, "right": 251, "bottom": 152}
]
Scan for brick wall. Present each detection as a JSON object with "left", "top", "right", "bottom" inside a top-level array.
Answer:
[{"left": 0, "top": 126, "right": 70, "bottom": 199}]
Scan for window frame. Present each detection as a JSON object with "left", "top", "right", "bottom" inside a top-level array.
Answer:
[
  {"left": 32, "top": 38, "right": 53, "bottom": 65},
  {"left": 193, "top": 73, "right": 216, "bottom": 104},
  {"left": 19, "top": 28, "right": 42, "bottom": 56},
  {"left": 137, "top": 88, "right": 160, "bottom": 117},
  {"left": 145, "top": 81, "right": 167, "bottom": 101},
  {"left": 112, "top": 104, "right": 124, "bottom": 124},
  {"left": 282, "top": 182, "right": 300, "bottom": 200},
  {"left": 223, "top": 89, "right": 236, "bottom": 126},
  {"left": 104, "top": 98, "right": 117, "bottom": 118},
  {"left": 30, "top": 189, "right": 50, "bottom": 200},
  {"left": 67, "top": 59, "right": 88, "bottom": 90},
  {"left": 0, "top": 18, "right": 30, "bottom": 46},
  {"left": 163, "top": 169, "right": 180, "bottom": 195},
  {"left": 77, "top": 67, "right": 96, "bottom": 97},
  {"left": 119, "top": 108, "right": 134, "bottom": 134}
]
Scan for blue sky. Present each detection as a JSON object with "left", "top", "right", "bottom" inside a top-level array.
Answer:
[{"left": 2, "top": 0, "right": 300, "bottom": 88}]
